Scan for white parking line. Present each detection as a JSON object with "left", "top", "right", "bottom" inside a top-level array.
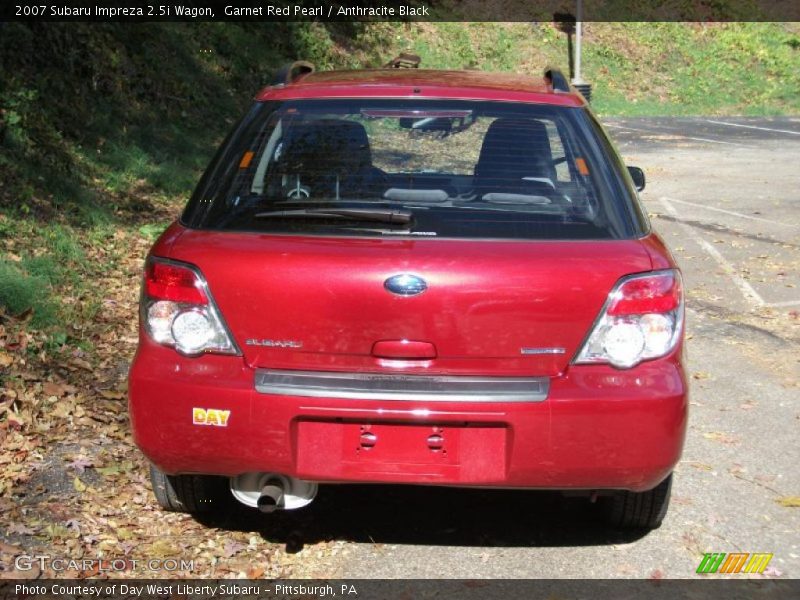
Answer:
[
  {"left": 764, "top": 300, "right": 800, "bottom": 308},
  {"left": 660, "top": 197, "right": 765, "bottom": 307},
  {"left": 706, "top": 120, "right": 800, "bottom": 136},
  {"left": 765, "top": 299, "right": 800, "bottom": 308},
  {"left": 663, "top": 197, "right": 796, "bottom": 228},
  {"left": 605, "top": 123, "right": 741, "bottom": 146},
  {"left": 684, "top": 136, "right": 738, "bottom": 146}
]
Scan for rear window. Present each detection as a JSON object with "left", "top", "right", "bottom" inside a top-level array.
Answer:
[{"left": 182, "top": 99, "right": 646, "bottom": 240}]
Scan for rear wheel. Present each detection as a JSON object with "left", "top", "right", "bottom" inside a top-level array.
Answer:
[
  {"left": 599, "top": 473, "right": 673, "bottom": 530},
  {"left": 149, "top": 464, "right": 227, "bottom": 514}
]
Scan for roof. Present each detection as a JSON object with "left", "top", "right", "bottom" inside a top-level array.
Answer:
[{"left": 255, "top": 68, "right": 585, "bottom": 107}]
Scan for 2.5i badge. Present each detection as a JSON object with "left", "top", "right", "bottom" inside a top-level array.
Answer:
[{"left": 192, "top": 408, "right": 230, "bottom": 427}]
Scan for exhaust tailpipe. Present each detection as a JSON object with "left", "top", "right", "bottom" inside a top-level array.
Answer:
[
  {"left": 230, "top": 473, "right": 318, "bottom": 511},
  {"left": 257, "top": 479, "right": 285, "bottom": 513}
]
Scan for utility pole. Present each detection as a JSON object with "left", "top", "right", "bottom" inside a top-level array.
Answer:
[
  {"left": 573, "top": 0, "right": 584, "bottom": 85},
  {"left": 570, "top": 0, "right": 592, "bottom": 102}
]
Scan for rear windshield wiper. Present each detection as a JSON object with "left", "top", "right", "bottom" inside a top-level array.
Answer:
[{"left": 254, "top": 207, "right": 413, "bottom": 224}]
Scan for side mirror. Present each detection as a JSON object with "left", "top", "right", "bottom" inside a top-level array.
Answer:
[{"left": 627, "top": 166, "right": 646, "bottom": 192}]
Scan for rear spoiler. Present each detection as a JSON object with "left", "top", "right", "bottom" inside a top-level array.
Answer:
[
  {"left": 544, "top": 67, "right": 570, "bottom": 92},
  {"left": 272, "top": 61, "right": 315, "bottom": 86}
]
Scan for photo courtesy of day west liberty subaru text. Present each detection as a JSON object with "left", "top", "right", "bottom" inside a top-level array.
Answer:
[{"left": 13, "top": 583, "right": 357, "bottom": 597}]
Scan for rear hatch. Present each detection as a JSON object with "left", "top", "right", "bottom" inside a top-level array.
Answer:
[{"left": 168, "top": 229, "right": 653, "bottom": 377}]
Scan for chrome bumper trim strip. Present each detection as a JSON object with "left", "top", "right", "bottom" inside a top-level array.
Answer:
[{"left": 255, "top": 369, "right": 548, "bottom": 402}]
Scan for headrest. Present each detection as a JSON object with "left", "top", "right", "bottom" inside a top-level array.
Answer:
[
  {"left": 281, "top": 119, "right": 372, "bottom": 173},
  {"left": 476, "top": 118, "right": 554, "bottom": 179}
]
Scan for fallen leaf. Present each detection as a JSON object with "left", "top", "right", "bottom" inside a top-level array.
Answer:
[
  {"left": 69, "top": 358, "right": 93, "bottom": 371},
  {"left": 73, "top": 476, "right": 87, "bottom": 493},
  {"left": 65, "top": 519, "right": 81, "bottom": 533},
  {"left": 119, "top": 541, "right": 135, "bottom": 555},
  {"left": 703, "top": 431, "right": 739, "bottom": 444},
  {"left": 66, "top": 457, "right": 93, "bottom": 474},
  {"left": 0, "top": 541, "right": 21, "bottom": 554},
  {"left": 246, "top": 566, "right": 265, "bottom": 579},
  {"left": 51, "top": 401, "right": 75, "bottom": 419},
  {"left": 42, "top": 382, "right": 67, "bottom": 397},
  {"left": 776, "top": 496, "right": 800, "bottom": 508},
  {"left": 149, "top": 539, "right": 176, "bottom": 557},
  {"left": 45, "top": 502, "right": 73, "bottom": 521},
  {"left": 96, "top": 466, "right": 121, "bottom": 476},
  {"left": 44, "top": 523, "right": 72, "bottom": 540},
  {"left": 223, "top": 540, "right": 247, "bottom": 558},
  {"left": 6, "top": 523, "right": 35, "bottom": 535}
]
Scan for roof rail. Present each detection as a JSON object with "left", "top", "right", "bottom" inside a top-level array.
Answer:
[
  {"left": 384, "top": 53, "right": 421, "bottom": 69},
  {"left": 544, "top": 67, "right": 570, "bottom": 93},
  {"left": 272, "top": 61, "right": 315, "bottom": 86}
]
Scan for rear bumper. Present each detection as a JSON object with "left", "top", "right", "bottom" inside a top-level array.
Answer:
[{"left": 129, "top": 341, "right": 687, "bottom": 493}]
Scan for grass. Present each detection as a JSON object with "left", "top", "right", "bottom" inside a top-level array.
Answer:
[
  {"left": 138, "top": 222, "right": 172, "bottom": 241},
  {"left": 0, "top": 216, "right": 89, "bottom": 329},
  {"left": 0, "top": 259, "right": 58, "bottom": 328},
  {"left": 366, "top": 23, "right": 800, "bottom": 116},
  {"left": 582, "top": 22, "right": 800, "bottom": 116}
]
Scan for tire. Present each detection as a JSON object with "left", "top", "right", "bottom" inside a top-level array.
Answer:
[
  {"left": 600, "top": 473, "right": 673, "bottom": 530},
  {"left": 149, "top": 464, "right": 227, "bottom": 514}
]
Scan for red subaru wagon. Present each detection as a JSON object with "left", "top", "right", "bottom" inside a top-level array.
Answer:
[{"left": 129, "top": 61, "right": 687, "bottom": 530}]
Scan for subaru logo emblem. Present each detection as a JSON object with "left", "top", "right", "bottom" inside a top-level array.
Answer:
[{"left": 384, "top": 274, "right": 427, "bottom": 296}]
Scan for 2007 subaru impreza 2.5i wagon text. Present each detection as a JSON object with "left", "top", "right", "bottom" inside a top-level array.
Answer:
[{"left": 129, "top": 60, "right": 687, "bottom": 530}]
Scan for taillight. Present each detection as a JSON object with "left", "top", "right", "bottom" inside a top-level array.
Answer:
[
  {"left": 575, "top": 270, "right": 684, "bottom": 369},
  {"left": 141, "top": 257, "right": 238, "bottom": 356},
  {"left": 145, "top": 261, "right": 208, "bottom": 304}
]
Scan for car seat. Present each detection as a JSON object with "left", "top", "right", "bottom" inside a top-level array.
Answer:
[
  {"left": 278, "top": 120, "right": 386, "bottom": 199},
  {"left": 474, "top": 118, "right": 557, "bottom": 198}
]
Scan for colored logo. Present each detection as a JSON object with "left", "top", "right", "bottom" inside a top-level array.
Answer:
[
  {"left": 384, "top": 274, "right": 427, "bottom": 296},
  {"left": 192, "top": 408, "right": 230, "bottom": 427},
  {"left": 696, "top": 552, "right": 773, "bottom": 574}
]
